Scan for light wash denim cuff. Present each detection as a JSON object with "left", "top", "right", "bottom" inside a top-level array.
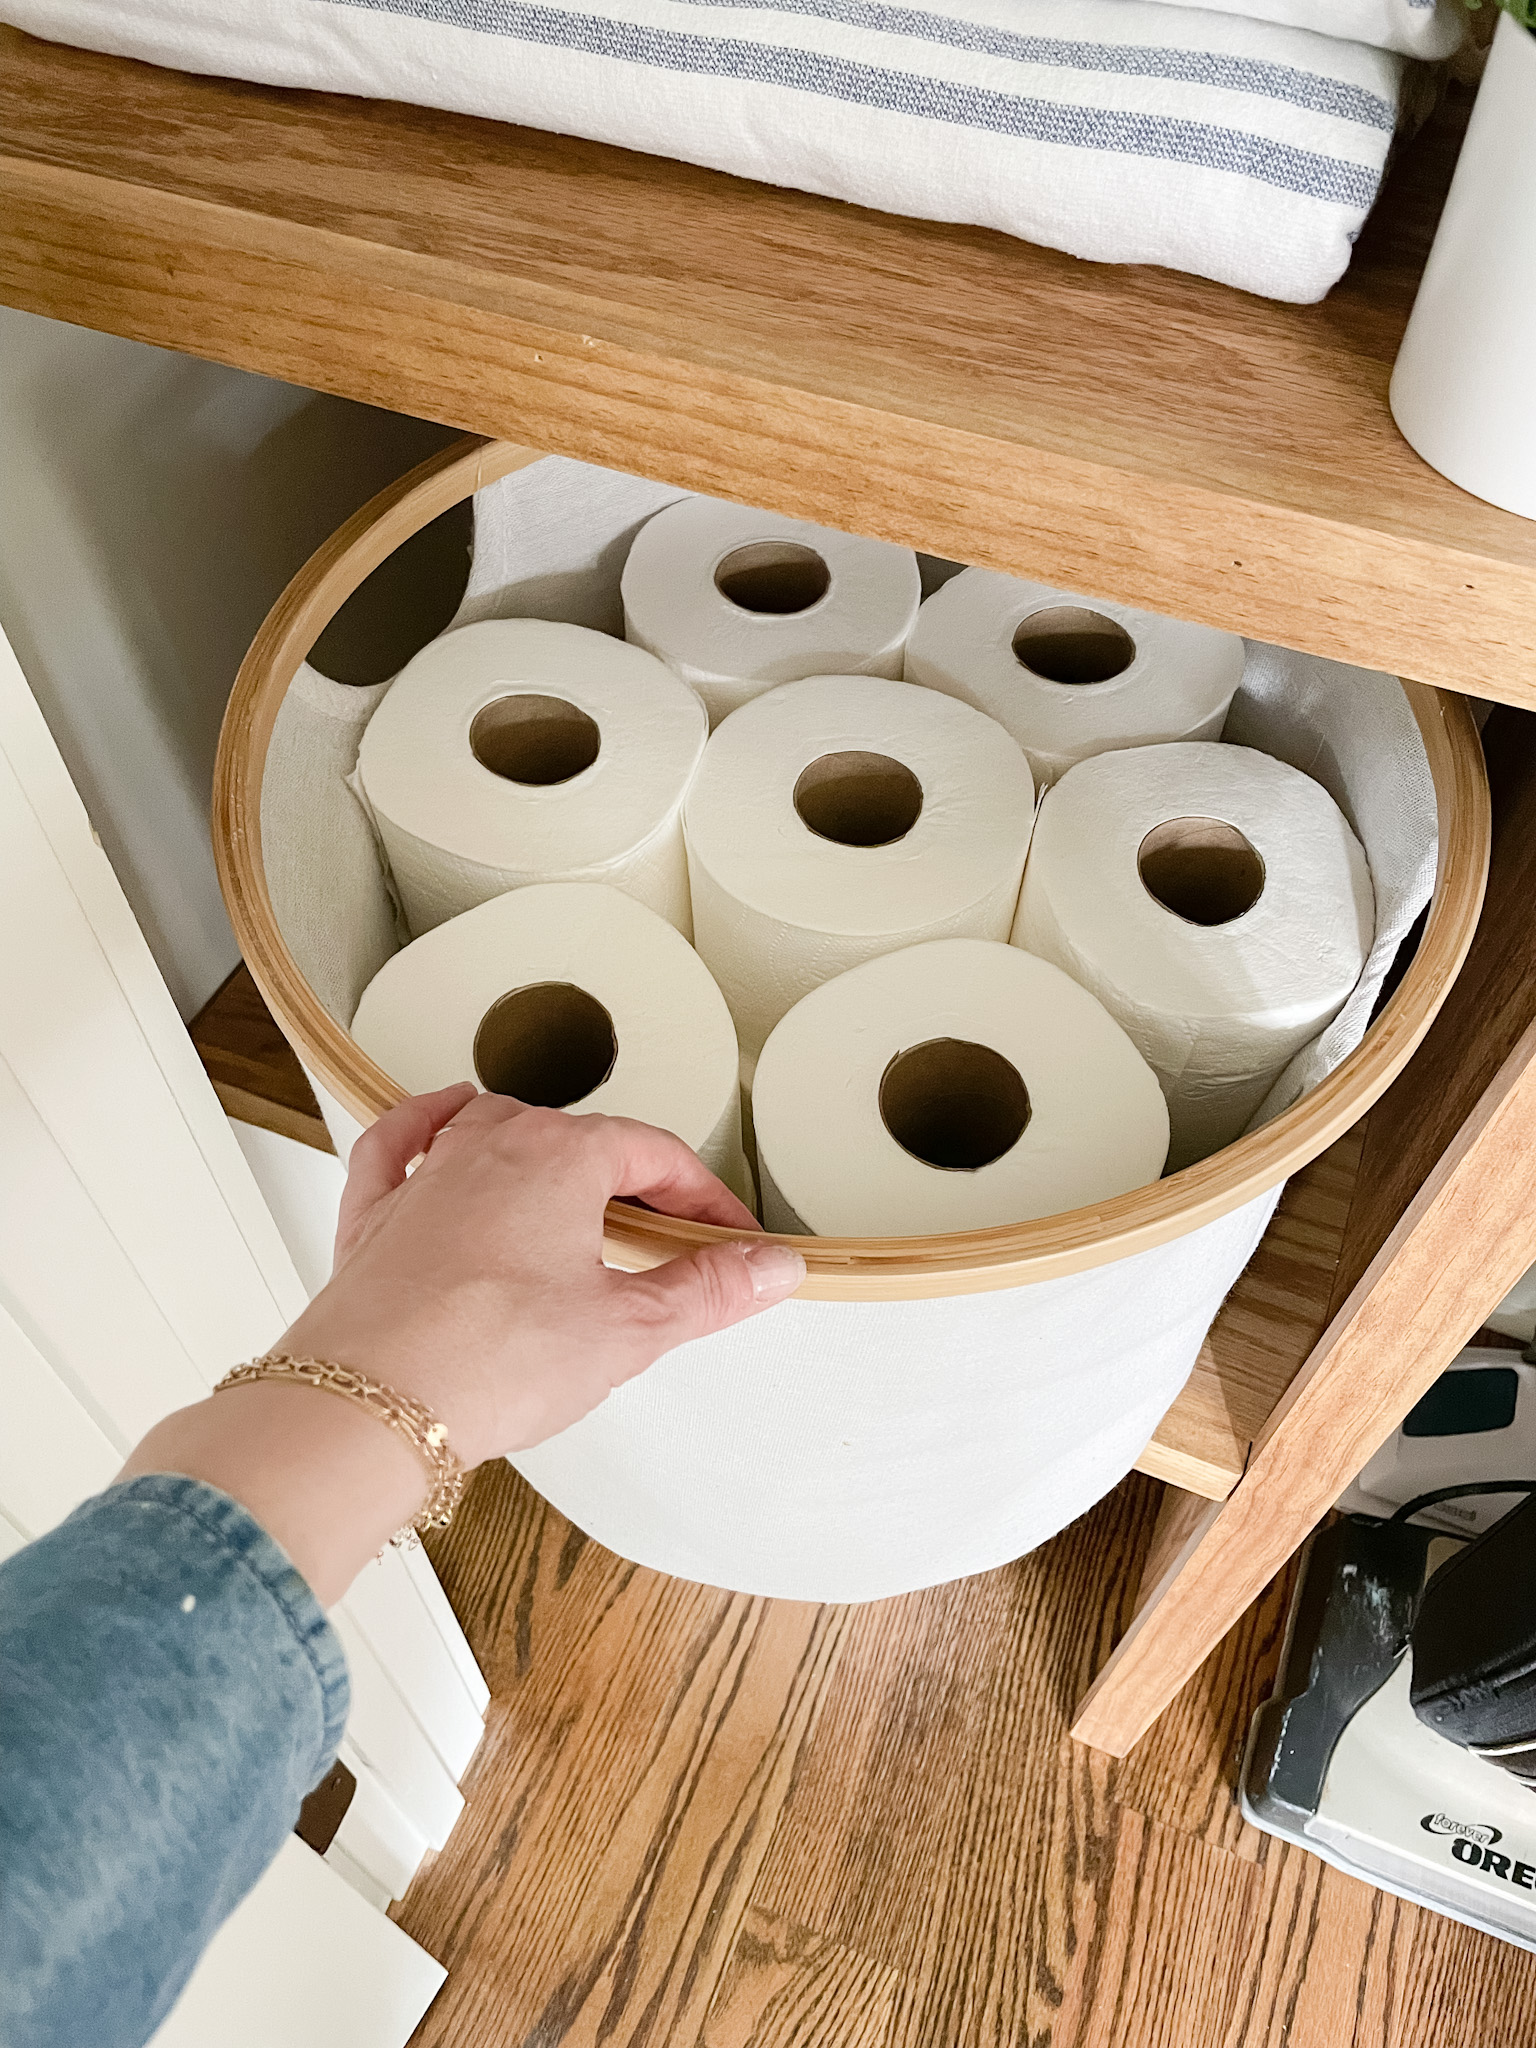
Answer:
[{"left": 104, "top": 1472, "right": 351, "bottom": 1770}]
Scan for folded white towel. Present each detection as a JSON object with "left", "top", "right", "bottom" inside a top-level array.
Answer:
[
  {"left": 1140, "top": 0, "right": 1463, "bottom": 61},
  {"left": 7, "top": 0, "right": 1410, "bottom": 300}
]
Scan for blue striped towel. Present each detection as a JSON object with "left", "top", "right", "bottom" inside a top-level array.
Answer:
[{"left": 7, "top": 0, "right": 1419, "bottom": 300}]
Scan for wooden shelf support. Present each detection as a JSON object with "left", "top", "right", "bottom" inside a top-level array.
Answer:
[{"left": 1074, "top": 1016, "right": 1536, "bottom": 1756}]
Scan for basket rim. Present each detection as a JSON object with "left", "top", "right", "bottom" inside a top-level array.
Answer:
[{"left": 212, "top": 435, "right": 1491, "bottom": 1302}]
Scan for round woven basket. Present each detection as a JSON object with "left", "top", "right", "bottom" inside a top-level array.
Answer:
[{"left": 213, "top": 436, "right": 1491, "bottom": 1302}]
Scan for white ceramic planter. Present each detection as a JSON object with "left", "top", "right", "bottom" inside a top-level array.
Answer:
[{"left": 1390, "top": 12, "right": 1536, "bottom": 521}]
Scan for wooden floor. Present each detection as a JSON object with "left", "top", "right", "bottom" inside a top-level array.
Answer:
[{"left": 398, "top": 1464, "right": 1536, "bottom": 2048}]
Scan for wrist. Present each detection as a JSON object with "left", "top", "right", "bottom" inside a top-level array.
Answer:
[
  {"left": 278, "top": 1305, "right": 501, "bottom": 1467},
  {"left": 119, "top": 1381, "right": 429, "bottom": 1605}
]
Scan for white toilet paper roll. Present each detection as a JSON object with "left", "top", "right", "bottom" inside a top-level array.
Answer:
[
  {"left": 905, "top": 569, "right": 1244, "bottom": 786},
  {"left": 350, "top": 881, "right": 749, "bottom": 1202},
  {"left": 621, "top": 496, "right": 921, "bottom": 727},
  {"left": 753, "top": 938, "right": 1169, "bottom": 1236},
  {"left": 354, "top": 619, "right": 707, "bottom": 938},
  {"left": 684, "top": 674, "right": 1036, "bottom": 1064},
  {"left": 1013, "top": 743, "right": 1374, "bottom": 1172}
]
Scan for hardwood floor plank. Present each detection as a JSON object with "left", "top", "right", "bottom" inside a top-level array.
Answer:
[
  {"left": 1213, "top": 1848, "right": 1536, "bottom": 2048},
  {"left": 1055, "top": 1809, "right": 1263, "bottom": 2048},
  {"left": 750, "top": 1481, "right": 1158, "bottom": 2048},
  {"left": 1022, "top": 1729, "right": 1120, "bottom": 2047},
  {"left": 1116, "top": 1540, "right": 1295, "bottom": 1865},
  {"left": 1221, "top": 1854, "right": 1403, "bottom": 2048},
  {"left": 1205, "top": 1838, "right": 1321, "bottom": 2048},
  {"left": 1283, "top": 1871, "right": 1399, "bottom": 2048},
  {"left": 397, "top": 1464, "right": 847, "bottom": 2046},
  {"left": 1349, "top": 1893, "right": 1536, "bottom": 2048},
  {"left": 702, "top": 1906, "right": 901, "bottom": 2048}
]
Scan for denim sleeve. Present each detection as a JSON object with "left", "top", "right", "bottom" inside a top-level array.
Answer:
[{"left": 0, "top": 1474, "right": 350, "bottom": 2048}]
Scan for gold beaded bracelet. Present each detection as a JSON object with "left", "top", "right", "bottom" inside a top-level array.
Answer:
[{"left": 214, "top": 1353, "right": 466, "bottom": 1546}]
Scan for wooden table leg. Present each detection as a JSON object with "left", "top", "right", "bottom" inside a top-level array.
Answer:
[{"left": 1073, "top": 1014, "right": 1536, "bottom": 1756}]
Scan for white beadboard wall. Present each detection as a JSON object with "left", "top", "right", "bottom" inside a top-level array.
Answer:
[{"left": 0, "top": 618, "right": 488, "bottom": 1908}]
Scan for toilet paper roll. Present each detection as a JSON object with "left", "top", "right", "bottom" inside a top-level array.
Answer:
[
  {"left": 753, "top": 938, "right": 1169, "bottom": 1236},
  {"left": 354, "top": 618, "right": 707, "bottom": 938},
  {"left": 905, "top": 569, "right": 1245, "bottom": 786},
  {"left": 622, "top": 496, "right": 921, "bottom": 727},
  {"left": 1012, "top": 742, "right": 1374, "bottom": 1172},
  {"left": 684, "top": 674, "right": 1036, "bottom": 1064},
  {"left": 351, "top": 881, "right": 750, "bottom": 1203}
]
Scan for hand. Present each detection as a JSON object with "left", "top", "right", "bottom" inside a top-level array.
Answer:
[
  {"left": 121, "top": 1087, "right": 803, "bottom": 1602},
  {"left": 282, "top": 1083, "right": 804, "bottom": 1466}
]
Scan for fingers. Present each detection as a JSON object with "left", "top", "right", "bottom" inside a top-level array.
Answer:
[
  {"left": 614, "top": 1238, "right": 806, "bottom": 1358},
  {"left": 337, "top": 1083, "right": 477, "bottom": 1257},
  {"left": 588, "top": 1116, "right": 762, "bottom": 1231},
  {"left": 358, "top": 1097, "right": 762, "bottom": 1264}
]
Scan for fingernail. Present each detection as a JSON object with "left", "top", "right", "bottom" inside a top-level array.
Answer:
[{"left": 740, "top": 1240, "right": 807, "bottom": 1301}]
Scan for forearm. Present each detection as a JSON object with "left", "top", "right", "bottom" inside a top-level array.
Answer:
[
  {"left": 2, "top": 1086, "right": 798, "bottom": 2048},
  {"left": 0, "top": 1476, "right": 349, "bottom": 2048}
]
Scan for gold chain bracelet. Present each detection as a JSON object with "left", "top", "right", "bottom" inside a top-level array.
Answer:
[{"left": 214, "top": 1353, "right": 466, "bottom": 1546}]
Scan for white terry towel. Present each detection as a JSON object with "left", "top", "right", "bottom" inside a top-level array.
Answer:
[
  {"left": 9, "top": 0, "right": 1412, "bottom": 302},
  {"left": 1139, "top": 0, "right": 1464, "bottom": 62}
]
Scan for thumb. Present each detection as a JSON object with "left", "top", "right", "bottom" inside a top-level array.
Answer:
[{"left": 616, "top": 1239, "right": 806, "bottom": 1358}]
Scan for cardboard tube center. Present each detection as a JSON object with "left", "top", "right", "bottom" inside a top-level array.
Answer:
[
  {"left": 470, "top": 694, "right": 601, "bottom": 785},
  {"left": 1138, "top": 816, "right": 1266, "bottom": 927},
  {"left": 879, "top": 1037, "right": 1031, "bottom": 1172},
  {"left": 1012, "top": 605, "right": 1136, "bottom": 685},
  {"left": 715, "top": 541, "right": 832, "bottom": 615},
  {"left": 473, "top": 982, "right": 618, "bottom": 1106},
  {"left": 793, "top": 751, "right": 924, "bottom": 847}
]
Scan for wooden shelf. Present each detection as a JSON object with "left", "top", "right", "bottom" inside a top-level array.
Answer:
[
  {"left": 13, "top": 22, "right": 1529, "bottom": 1749},
  {"left": 4, "top": 30, "right": 1535, "bottom": 703},
  {"left": 189, "top": 965, "right": 332, "bottom": 1154},
  {"left": 194, "top": 961, "right": 1348, "bottom": 1500}
]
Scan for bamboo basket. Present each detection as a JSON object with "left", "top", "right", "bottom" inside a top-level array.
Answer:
[{"left": 213, "top": 436, "right": 1492, "bottom": 1304}]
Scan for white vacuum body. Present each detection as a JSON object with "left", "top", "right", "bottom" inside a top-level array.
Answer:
[{"left": 1244, "top": 1348, "right": 1536, "bottom": 1950}]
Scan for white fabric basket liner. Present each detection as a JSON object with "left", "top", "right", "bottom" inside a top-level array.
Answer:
[{"left": 262, "top": 454, "right": 1436, "bottom": 1602}]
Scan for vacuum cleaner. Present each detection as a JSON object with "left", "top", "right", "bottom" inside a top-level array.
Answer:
[{"left": 1241, "top": 1347, "right": 1536, "bottom": 1949}]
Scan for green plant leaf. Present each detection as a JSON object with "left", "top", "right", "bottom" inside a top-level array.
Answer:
[{"left": 1462, "top": 0, "right": 1536, "bottom": 28}]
